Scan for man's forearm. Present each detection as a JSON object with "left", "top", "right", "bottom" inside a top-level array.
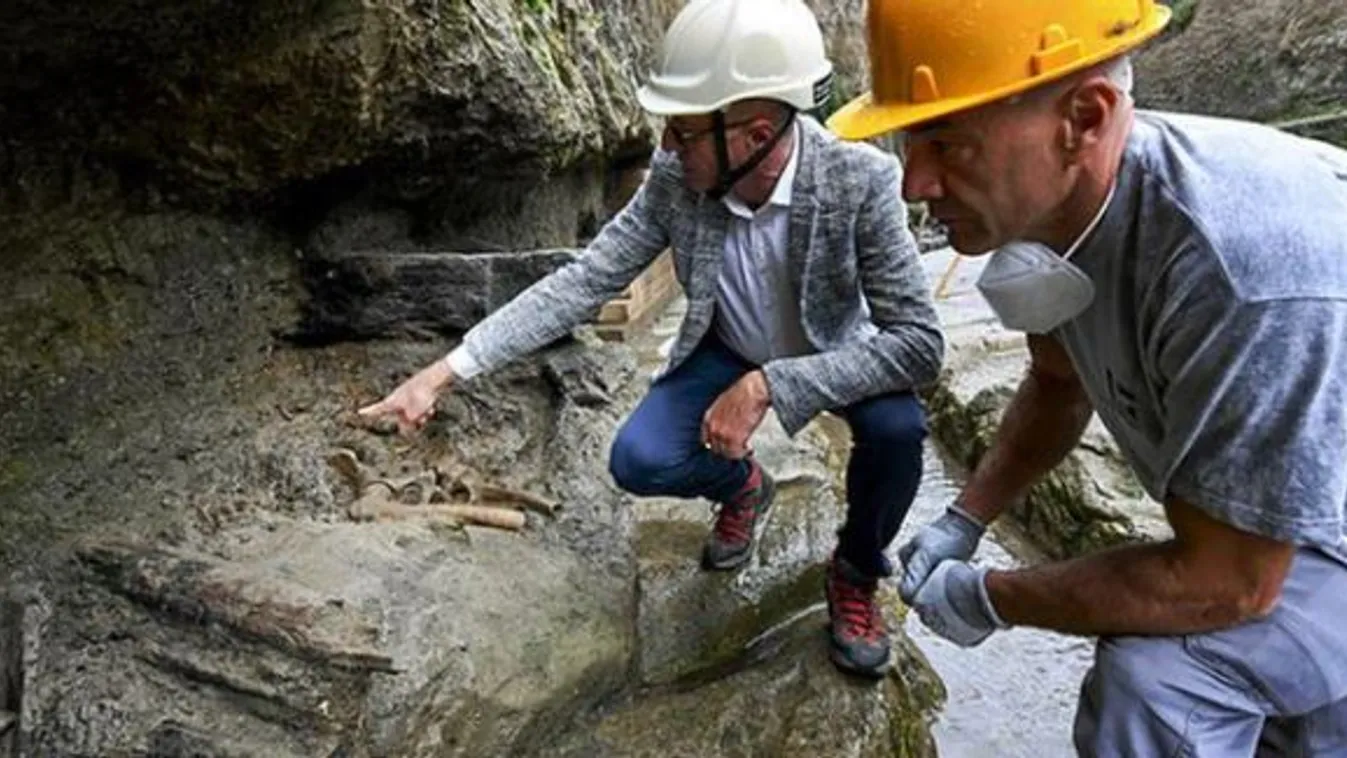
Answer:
[
  {"left": 958, "top": 370, "right": 1092, "bottom": 524},
  {"left": 986, "top": 542, "right": 1262, "bottom": 636},
  {"left": 760, "top": 321, "right": 943, "bottom": 436}
]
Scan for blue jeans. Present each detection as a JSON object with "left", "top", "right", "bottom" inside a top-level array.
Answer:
[{"left": 608, "top": 334, "right": 926, "bottom": 578}]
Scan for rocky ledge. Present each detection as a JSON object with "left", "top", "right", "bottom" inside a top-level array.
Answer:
[{"left": 1, "top": 315, "right": 942, "bottom": 757}]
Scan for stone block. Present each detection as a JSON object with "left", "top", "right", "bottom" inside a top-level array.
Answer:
[
  {"left": 293, "top": 249, "right": 578, "bottom": 343},
  {"left": 630, "top": 409, "right": 847, "bottom": 685}
]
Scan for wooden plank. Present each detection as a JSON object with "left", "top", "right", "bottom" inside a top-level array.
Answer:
[
  {"left": 591, "top": 248, "right": 681, "bottom": 342},
  {"left": 596, "top": 300, "right": 630, "bottom": 324},
  {"left": 593, "top": 286, "right": 680, "bottom": 342},
  {"left": 77, "top": 539, "right": 395, "bottom": 673}
]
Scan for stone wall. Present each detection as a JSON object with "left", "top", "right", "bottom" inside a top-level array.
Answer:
[
  {"left": 1138, "top": 0, "right": 1347, "bottom": 146},
  {"left": 0, "top": 0, "right": 881, "bottom": 570}
]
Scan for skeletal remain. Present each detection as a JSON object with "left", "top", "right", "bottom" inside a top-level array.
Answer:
[
  {"left": 328, "top": 449, "right": 436, "bottom": 504},
  {"left": 327, "top": 448, "right": 554, "bottom": 530},
  {"left": 371, "top": 470, "right": 437, "bottom": 505},
  {"left": 326, "top": 448, "right": 366, "bottom": 496},
  {"left": 433, "top": 458, "right": 560, "bottom": 516},
  {"left": 347, "top": 488, "right": 525, "bottom": 531}
]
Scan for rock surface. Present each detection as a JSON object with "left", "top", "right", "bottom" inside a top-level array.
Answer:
[
  {"left": 919, "top": 249, "right": 1171, "bottom": 559},
  {"left": 0, "top": 0, "right": 679, "bottom": 205},
  {"left": 545, "top": 608, "right": 943, "bottom": 758},
  {"left": 0, "top": 0, "right": 885, "bottom": 255},
  {"left": 292, "top": 248, "right": 581, "bottom": 343},
  {"left": 632, "top": 409, "right": 844, "bottom": 685},
  {"left": 1137, "top": 0, "right": 1347, "bottom": 146},
  {"left": 6, "top": 332, "right": 648, "bottom": 757}
]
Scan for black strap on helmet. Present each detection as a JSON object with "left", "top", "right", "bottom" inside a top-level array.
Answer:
[{"left": 704, "top": 107, "right": 797, "bottom": 201}]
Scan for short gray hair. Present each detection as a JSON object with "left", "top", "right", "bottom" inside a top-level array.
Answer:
[
  {"left": 1007, "top": 54, "right": 1135, "bottom": 109},
  {"left": 1103, "top": 55, "right": 1134, "bottom": 100}
]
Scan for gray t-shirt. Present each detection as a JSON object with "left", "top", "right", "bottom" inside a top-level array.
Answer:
[{"left": 1056, "top": 110, "right": 1347, "bottom": 563}]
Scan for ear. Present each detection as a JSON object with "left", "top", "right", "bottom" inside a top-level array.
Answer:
[
  {"left": 1061, "top": 119, "right": 1078, "bottom": 153},
  {"left": 746, "top": 118, "right": 776, "bottom": 147},
  {"left": 1062, "top": 78, "right": 1120, "bottom": 155}
]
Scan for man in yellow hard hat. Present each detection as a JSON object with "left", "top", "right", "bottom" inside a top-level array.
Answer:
[
  {"left": 831, "top": 0, "right": 1347, "bottom": 753},
  {"left": 357, "top": 0, "right": 944, "bottom": 678}
]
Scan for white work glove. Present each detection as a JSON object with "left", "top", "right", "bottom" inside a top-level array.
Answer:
[
  {"left": 910, "top": 559, "right": 1009, "bottom": 648},
  {"left": 898, "top": 504, "right": 985, "bottom": 604}
]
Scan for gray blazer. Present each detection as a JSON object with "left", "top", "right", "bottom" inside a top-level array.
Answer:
[{"left": 461, "top": 116, "right": 944, "bottom": 436}]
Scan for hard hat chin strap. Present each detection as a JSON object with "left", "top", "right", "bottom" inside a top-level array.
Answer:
[{"left": 705, "top": 108, "right": 797, "bottom": 201}]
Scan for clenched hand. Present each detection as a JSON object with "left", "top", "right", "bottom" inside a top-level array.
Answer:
[
  {"left": 897, "top": 504, "right": 986, "bottom": 603},
  {"left": 701, "top": 370, "right": 771, "bottom": 459},
  {"left": 910, "top": 560, "right": 1009, "bottom": 647}
]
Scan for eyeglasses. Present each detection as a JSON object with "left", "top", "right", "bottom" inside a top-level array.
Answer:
[{"left": 664, "top": 118, "right": 755, "bottom": 148}]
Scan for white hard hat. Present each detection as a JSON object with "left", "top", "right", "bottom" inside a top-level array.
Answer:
[{"left": 637, "top": 0, "right": 834, "bottom": 116}]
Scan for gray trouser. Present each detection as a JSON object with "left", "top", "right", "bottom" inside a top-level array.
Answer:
[{"left": 1073, "top": 547, "right": 1347, "bottom": 757}]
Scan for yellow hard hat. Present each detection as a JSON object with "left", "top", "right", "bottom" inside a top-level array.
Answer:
[{"left": 828, "top": 0, "right": 1172, "bottom": 140}]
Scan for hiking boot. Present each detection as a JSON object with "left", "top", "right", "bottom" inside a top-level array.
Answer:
[
  {"left": 701, "top": 458, "right": 776, "bottom": 570},
  {"left": 825, "top": 554, "right": 892, "bottom": 678}
]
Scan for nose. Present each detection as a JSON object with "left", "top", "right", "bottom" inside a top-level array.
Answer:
[{"left": 900, "top": 142, "right": 944, "bottom": 203}]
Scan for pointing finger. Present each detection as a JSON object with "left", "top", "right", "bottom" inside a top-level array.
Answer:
[{"left": 358, "top": 397, "right": 392, "bottom": 417}]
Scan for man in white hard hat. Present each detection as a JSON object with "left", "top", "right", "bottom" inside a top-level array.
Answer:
[
  {"left": 357, "top": 0, "right": 943, "bottom": 678},
  {"left": 831, "top": 0, "right": 1347, "bottom": 752}
]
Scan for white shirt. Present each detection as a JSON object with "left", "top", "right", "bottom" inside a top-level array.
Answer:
[
  {"left": 445, "top": 123, "right": 810, "bottom": 380},
  {"left": 713, "top": 122, "right": 811, "bottom": 366}
]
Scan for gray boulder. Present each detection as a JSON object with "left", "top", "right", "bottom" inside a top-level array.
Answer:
[{"left": 545, "top": 608, "right": 943, "bottom": 758}]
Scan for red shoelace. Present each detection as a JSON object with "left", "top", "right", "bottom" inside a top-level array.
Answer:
[
  {"left": 829, "top": 572, "right": 884, "bottom": 641},
  {"left": 711, "top": 501, "right": 756, "bottom": 545},
  {"left": 712, "top": 465, "right": 763, "bottom": 546}
]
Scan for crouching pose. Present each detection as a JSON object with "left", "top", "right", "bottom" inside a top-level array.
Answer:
[{"left": 360, "top": 0, "right": 944, "bottom": 678}]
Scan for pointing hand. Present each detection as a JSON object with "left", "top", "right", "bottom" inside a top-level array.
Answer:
[{"left": 359, "top": 360, "right": 455, "bottom": 436}]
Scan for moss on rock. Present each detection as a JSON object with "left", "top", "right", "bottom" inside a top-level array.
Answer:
[
  {"left": 546, "top": 607, "right": 943, "bottom": 758},
  {"left": 922, "top": 369, "right": 1157, "bottom": 560}
]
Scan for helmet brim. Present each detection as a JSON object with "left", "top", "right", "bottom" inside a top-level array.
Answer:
[
  {"left": 639, "top": 61, "right": 833, "bottom": 117},
  {"left": 828, "top": 5, "right": 1170, "bottom": 140},
  {"left": 637, "top": 84, "right": 717, "bottom": 117}
]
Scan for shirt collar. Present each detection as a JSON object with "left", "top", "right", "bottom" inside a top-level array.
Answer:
[{"left": 722, "top": 120, "right": 801, "bottom": 218}]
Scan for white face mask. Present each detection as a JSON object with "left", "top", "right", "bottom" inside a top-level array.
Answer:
[
  {"left": 974, "top": 242, "right": 1095, "bottom": 333},
  {"left": 974, "top": 182, "right": 1116, "bottom": 334}
]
